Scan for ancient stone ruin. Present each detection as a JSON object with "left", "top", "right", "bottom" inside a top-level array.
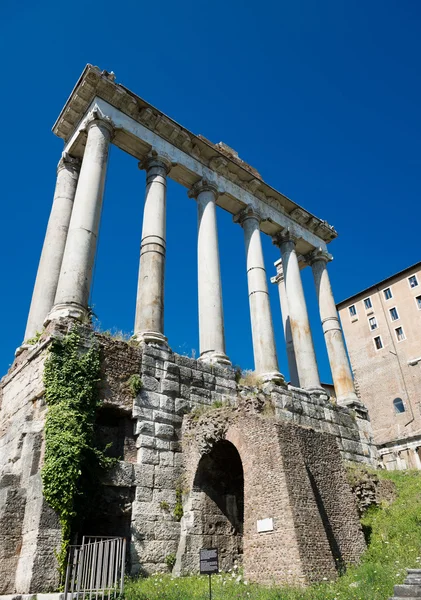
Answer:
[{"left": 0, "top": 65, "right": 377, "bottom": 594}]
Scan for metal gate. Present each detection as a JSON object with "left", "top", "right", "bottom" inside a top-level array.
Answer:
[{"left": 64, "top": 536, "right": 126, "bottom": 599}]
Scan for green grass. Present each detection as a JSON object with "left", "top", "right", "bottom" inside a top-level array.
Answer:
[{"left": 125, "top": 470, "right": 421, "bottom": 600}]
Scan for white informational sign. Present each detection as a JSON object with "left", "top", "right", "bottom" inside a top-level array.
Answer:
[{"left": 257, "top": 518, "right": 274, "bottom": 533}]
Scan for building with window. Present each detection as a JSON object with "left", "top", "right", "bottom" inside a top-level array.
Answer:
[{"left": 337, "top": 262, "right": 421, "bottom": 470}]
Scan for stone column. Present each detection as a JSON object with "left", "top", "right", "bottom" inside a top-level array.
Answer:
[
  {"left": 309, "top": 248, "right": 361, "bottom": 405},
  {"left": 188, "top": 180, "right": 230, "bottom": 365},
  {"left": 271, "top": 259, "right": 300, "bottom": 387},
  {"left": 234, "top": 206, "right": 284, "bottom": 384},
  {"left": 24, "top": 153, "right": 81, "bottom": 341},
  {"left": 274, "top": 231, "right": 323, "bottom": 392},
  {"left": 48, "top": 112, "right": 113, "bottom": 321},
  {"left": 134, "top": 155, "right": 171, "bottom": 346}
]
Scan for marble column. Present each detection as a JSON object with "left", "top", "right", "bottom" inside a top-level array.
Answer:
[
  {"left": 271, "top": 259, "right": 300, "bottom": 387},
  {"left": 48, "top": 112, "right": 113, "bottom": 321},
  {"left": 189, "top": 180, "right": 230, "bottom": 364},
  {"left": 24, "top": 153, "right": 81, "bottom": 341},
  {"left": 274, "top": 231, "right": 323, "bottom": 392},
  {"left": 134, "top": 155, "right": 171, "bottom": 346},
  {"left": 309, "top": 248, "right": 360, "bottom": 405},
  {"left": 234, "top": 206, "right": 284, "bottom": 383}
]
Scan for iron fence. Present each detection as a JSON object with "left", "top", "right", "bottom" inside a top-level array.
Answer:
[{"left": 64, "top": 536, "right": 126, "bottom": 599}]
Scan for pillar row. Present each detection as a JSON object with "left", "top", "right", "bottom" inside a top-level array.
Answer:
[
  {"left": 134, "top": 155, "right": 171, "bottom": 346},
  {"left": 24, "top": 153, "right": 81, "bottom": 341},
  {"left": 235, "top": 206, "right": 284, "bottom": 384},
  {"left": 274, "top": 231, "right": 323, "bottom": 393},
  {"left": 309, "top": 248, "right": 360, "bottom": 406},
  {"left": 189, "top": 180, "right": 230, "bottom": 365},
  {"left": 48, "top": 113, "right": 113, "bottom": 322},
  {"left": 271, "top": 259, "right": 300, "bottom": 387}
]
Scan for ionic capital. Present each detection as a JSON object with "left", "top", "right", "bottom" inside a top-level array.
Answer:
[
  {"left": 270, "top": 258, "right": 284, "bottom": 285},
  {"left": 138, "top": 152, "right": 172, "bottom": 174},
  {"left": 188, "top": 178, "right": 220, "bottom": 199},
  {"left": 272, "top": 229, "right": 299, "bottom": 248},
  {"left": 233, "top": 204, "right": 263, "bottom": 226},
  {"left": 307, "top": 247, "right": 333, "bottom": 266},
  {"left": 57, "top": 152, "right": 81, "bottom": 174},
  {"left": 85, "top": 106, "right": 115, "bottom": 138}
]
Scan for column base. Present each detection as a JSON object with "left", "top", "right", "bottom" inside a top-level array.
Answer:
[
  {"left": 198, "top": 351, "right": 232, "bottom": 366},
  {"left": 260, "top": 371, "right": 286, "bottom": 386},
  {"left": 134, "top": 330, "right": 169, "bottom": 348},
  {"left": 44, "top": 302, "right": 87, "bottom": 326}
]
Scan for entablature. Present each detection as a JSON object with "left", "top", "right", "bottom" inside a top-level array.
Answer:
[{"left": 53, "top": 65, "right": 338, "bottom": 256}]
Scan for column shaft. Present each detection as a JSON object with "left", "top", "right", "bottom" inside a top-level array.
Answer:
[
  {"left": 24, "top": 154, "right": 80, "bottom": 340},
  {"left": 271, "top": 260, "right": 300, "bottom": 386},
  {"left": 310, "top": 250, "right": 359, "bottom": 405},
  {"left": 277, "top": 234, "right": 322, "bottom": 391},
  {"left": 134, "top": 156, "right": 170, "bottom": 345},
  {"left": 235, "top": 207, "right": 284, "bottom": 383},
  {"left": 50, "top": 117, "right": 113, "bottom": 319},
  {"left": 192, "top": 182, "right": 230, "bottom": 364}
]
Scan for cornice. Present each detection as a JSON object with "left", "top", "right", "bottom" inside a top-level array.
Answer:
[{"left": 52, "top": 65, "right": 338, "bottom": 244}]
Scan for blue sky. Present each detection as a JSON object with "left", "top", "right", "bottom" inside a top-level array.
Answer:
[{"left": 1, "top": 0, "right": 420, "bottom": 381}]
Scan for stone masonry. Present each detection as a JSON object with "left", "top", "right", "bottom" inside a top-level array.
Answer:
[{"left": 0, "top": 322, "right": 376, "bottom": 593}]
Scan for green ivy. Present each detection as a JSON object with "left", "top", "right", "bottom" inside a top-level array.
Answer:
[
  {"left": 173, "top": 487, "right": 184, "bottom": 522},
  {"left": 41, "top": 326, "right": 115, "bottom": 578}
]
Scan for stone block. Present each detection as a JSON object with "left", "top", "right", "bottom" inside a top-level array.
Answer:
[
  {"left": 175, "top": 398, "right": 190, "bottom": 415},
  {"left": 179, "top": 384, "right": 191, "bottom": 400},
  {"left": 153, "top": 410, "right": 182, "bottom": 425},
  {"left": 154, "top": 466, "right": 182, "bottom": 489},
  {"left": 154, "top": 488, "right": 177, "bottom": 505},
  {"left": 159, "top": 395, "right": 175, "bottom": 412},
  {"left": 132, "top": 500, "right": 160, "bottom": 521},
  {"left": 155, "top": 439, "right": 170, "bottom": 450},
  {"left": 191, "top": 370, "right": 204, "bottom": 387},
  {"left": 138, "top": 390, "right": 161, "bottom": 409},
  {"left": 164, "top": 361, "right": 179, "bottom": 380},
  {"left": 212, "top": 364, "right": 235, "bottom": 379},
  {"left": 202, "top": 373, "right": 216, "bottom": 389},
  {"left": 195, "top": 361, "right": 213, "bottom": 374},
  {"left": 155, "top": 423, "right": 174, "bottom": 439},
  {"left": 179, "top": 366, "right": 192, "bottom": 383},
  {"left": 141, "top": 375, "right": 159, "bottom": 392},
  {"left": 174, "top": 354, "right": 197, "bottom": 369},
  {"left": 190, "top": 386, "right": 211, "bottom": 399},
  {"left": 159, "top": 451, "right": 175, "bottom": 466},
  {"left": 143, "top": 346, "right": 172, "bottom": 362},
  {"left": 170, "top": 441, "right": 182, "bottom": 452},
  {"left": 215, "top": 376, "right": 237, "bottom": 390},
  {"left": 155, "top": 521, "right": 181, "bottom": 540},
  {"left": 132, "top": 405, "right": 153, "bottom": 420},
  {"left": 137, "top": 448, "right": 160, "bottom": 465},
  {"left": 133, "top": 463, "right": 155, "bottom": 487},
  {"left": 160, "top": 379, "right": 180, "bottom": 396},
  {"left": 136, "top": 434, "right": 156, "bottom": 449},
  {"left": 136, "top": 486, "right": 153, "bottom": 502},
  {"left": 134, "top": 420, "right": 154, "bottom": 436},
  {"left": 131, "top": 520, "right": 155, "bottom": 541}
]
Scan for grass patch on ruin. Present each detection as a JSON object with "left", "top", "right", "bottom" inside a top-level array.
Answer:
[{"left": 124, "top": 469, "right": 421, "bottom": 600}]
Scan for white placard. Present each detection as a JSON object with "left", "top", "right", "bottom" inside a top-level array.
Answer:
[{"left": 257, "top": 518, "right": 274, "bottom": 533}]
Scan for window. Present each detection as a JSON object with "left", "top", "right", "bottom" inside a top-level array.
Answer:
[
  {"left": 395, "top": 326, "right": 405, "bottom": 342},
  {"left": 384, "top": 288, "right": 392, "bottom": 300},
  {"left": 416, "top": 295, "right": 421, "bottom": 310},
  {"left": 364, "top": 297, "right": 372, "bottom": 310},
  {"left": 389, "top": 307, "right": 399, "bottom": 321},
  {"left": 349, "top": 305, "right": 357, "bottom": 317},
  {"left": 393, "top": 398, "right": 405, "bottom": 414},
  {"left": 369, "top": 316, "right": 378, "bottom": 330},
  {"left": 409, "top": 275, "right": 419, "bottom": 288},
  {"left": 374, "top": 336, "right": 383, "bottom": 350}
]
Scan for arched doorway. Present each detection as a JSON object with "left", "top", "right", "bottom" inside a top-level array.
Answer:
[{"left": 182, "top": 440, "right": 244, "bottom": 572}]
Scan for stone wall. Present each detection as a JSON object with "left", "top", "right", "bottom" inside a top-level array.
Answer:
[{"left": 0, "top": 325, "right": 378, "bottom": 593}]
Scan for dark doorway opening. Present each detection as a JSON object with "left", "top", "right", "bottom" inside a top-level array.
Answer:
[{"left": 193, "top": 440, "right": 244, "bottom": 571}]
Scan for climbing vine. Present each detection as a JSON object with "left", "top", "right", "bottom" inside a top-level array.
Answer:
[{"left": 42, "top": 326, "right": 115, "bottom": 578}]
